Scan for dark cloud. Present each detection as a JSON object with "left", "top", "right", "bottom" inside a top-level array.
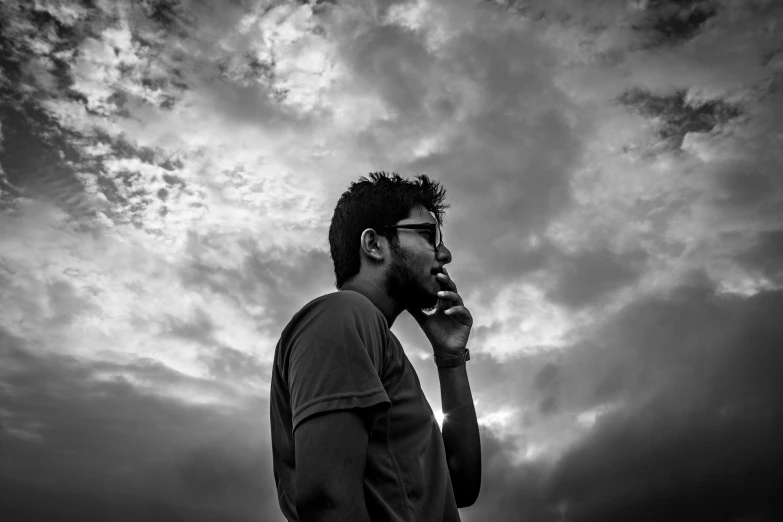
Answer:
[
  {"left": 715, "top": 165, "right": 777, "bottom": 208},
  {"left": 0, "top": 476, "right": 253, "bottom": 522},
  {"left": 736, "top": 230, "right": 783, "bottom": 284},
  {"left": 432, "top": 283, "right": 783, "bottom": 521},
  {"left": 549, "top": 404, "right": 783, "bottom": 522},
  {"left": 532, "top": 363, "right": 560, "bottom": 415},
  {"left": 546, "top": 248, "right": 646, "bottom": 310},
  {"left": 165, "top": 307, "right": 217, "bottom": 344},
  {"left": 0, "top": 99, "right": 94, "bottom": 218},
  {"left": 158, "top": 302, "right": 271, "bottom": 385},
  {"left": 533, "top": 361, "right": 560, "bottom": 392},
  {"left": 202, "top": 344, "right": 270, "bottom": 383},
  {"left": 0, "top": 333, "right": 280, "bottom": 521},
  {"left": 343, "top": 23, "right": 434, "bottom": 117},
  {"left": 640, "top": 0, "right": 719, "bottom": 44},
  {"left": 618, "top": 88, "right": 741, "bottom": 150},
  {"left": 179, "top": 439, "right": 267, "bottom": 501},
  {"left": 541, "top": 287, "right": 783, "bottom": 520},
  {"left": 141, "top": 0, "right": 195, "bottom": 30},
  {"left": 461, "top": 427, "right": 558, "bottom": 522},
  {"left": 46, "top": 278, "right": 96, "bottom": 325},
  {"left": 489, "top": 0, "right": 719, "bottom": 50},
  {"left": 181, "top": 234, "right": 334, "bottom": 335}
]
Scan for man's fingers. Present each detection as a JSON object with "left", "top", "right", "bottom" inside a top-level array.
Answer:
[
  {"left": 444, "top": 305, "right": 472, "bottom": 324},
  {"left": 437, "top": 290, "right": 463, "bottom": 306},
  {"left": 436, "top": 272, "right": 458, "bottom": 292}
]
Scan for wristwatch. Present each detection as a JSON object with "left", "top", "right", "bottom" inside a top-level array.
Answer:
[{"left": 434, "top": 349, "right": 470, "bottom": 368}]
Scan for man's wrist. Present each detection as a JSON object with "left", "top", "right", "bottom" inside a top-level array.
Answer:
[{"left": 433, "top": 344, "right": 468, "bottom": 357}]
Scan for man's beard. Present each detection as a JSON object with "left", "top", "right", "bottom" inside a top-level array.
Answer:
[{"left": 385, "top": 242, "right": 439, "bottom": 312}]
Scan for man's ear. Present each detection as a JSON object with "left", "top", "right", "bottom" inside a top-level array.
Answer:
[{"left": 359, "top": 228, "right": 384, "bottom": 261}]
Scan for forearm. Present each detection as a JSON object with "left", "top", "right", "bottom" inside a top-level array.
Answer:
[{"left": 438, "top": 362, "right": 481, "bottom": 507}]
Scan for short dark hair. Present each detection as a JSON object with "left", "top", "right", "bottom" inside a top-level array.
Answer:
[{"left": 329, "top": 172, "right": 448, "bottom": 288}]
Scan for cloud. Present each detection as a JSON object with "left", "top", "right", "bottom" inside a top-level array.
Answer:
[
  {"left": 2, "top": 0, "right": 783, "bottom": 520},
  {"left": 460, "top": 427, "right": 558, "bottom": 522},
  {"left": 179, "top": 236, "right": 335, "bottom": 335},
  {"left": 0, "top": 332, "right": 281, "bottom": 521},
  {"left": 638, "top": 0, "right": 719, "bottom": 45},
  {"left": 618, "top": 87, "right": 741, "bottom": 150},
  {"left": 460, "top": 284, "right": 783, "bottom": 520},
  {"left": 736, "top": 230, "right": 783, "bottom": 285},
  {"left": 545, "top": 247, "right": 647, "bottom": 309},
  {"left": 549, "top": 406, "right": 783, "bottom": 521}
]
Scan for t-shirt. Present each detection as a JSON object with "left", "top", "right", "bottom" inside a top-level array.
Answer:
[{"left": 270, "top": 290, "right": 460, "bottom": 522}]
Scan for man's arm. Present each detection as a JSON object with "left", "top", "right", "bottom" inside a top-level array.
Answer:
[
  {"left": 294, "top": 410, "right": 372, "bottom": 522},
  {"left": 408, "top": 267, "right": 482, "bottom": 508},
  {"left": 438, "top": 363, "right": 481, "bottom": 507}
]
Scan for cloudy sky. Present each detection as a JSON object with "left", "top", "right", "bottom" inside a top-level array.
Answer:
[{"left": 1, "top": 0, "right": 782, "bottom": 520}]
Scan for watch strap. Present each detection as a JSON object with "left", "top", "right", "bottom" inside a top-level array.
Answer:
[{"left": 434, "top": 349, "right": 470, "bottom": 367}]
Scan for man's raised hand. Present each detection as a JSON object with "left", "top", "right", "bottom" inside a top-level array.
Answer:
[{"left": 408, "top": 268, "right": 472, "bottom": 357}]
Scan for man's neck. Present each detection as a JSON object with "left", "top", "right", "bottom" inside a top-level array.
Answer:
[{"left": 340, "top": 275, "right": 403, "bottom": 328}]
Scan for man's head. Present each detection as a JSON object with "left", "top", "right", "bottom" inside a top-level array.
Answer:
[{"left": 329, "top": 172, "right": 450, "bottom": 307}]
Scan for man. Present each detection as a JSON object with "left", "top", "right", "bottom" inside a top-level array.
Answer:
[{"left": 270, "top": 172, "right": 481, "bottom": 521}]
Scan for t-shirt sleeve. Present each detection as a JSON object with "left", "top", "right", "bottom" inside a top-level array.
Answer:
[{"left": 286, "top": 295, "right": 390, "bottom": 431}]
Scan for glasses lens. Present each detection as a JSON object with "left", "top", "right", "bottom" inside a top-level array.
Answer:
[{"left": 435, "top": 226, "right": 441, "bottom": 248}]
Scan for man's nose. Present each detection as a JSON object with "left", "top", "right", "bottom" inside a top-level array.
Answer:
[{"left": 437, "top": 243, "right": 452, "bottom": 264}]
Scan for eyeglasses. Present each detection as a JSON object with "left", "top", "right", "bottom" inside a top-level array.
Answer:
[{"left": 380, "top": 223, "right": 443, "bottom": 250}]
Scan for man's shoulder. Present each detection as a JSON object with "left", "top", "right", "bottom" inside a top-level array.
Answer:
[
  {"left": 285, "top": 291, "right": 386, "bottom": 333},
  {"left": 304, "top": 289, "right": 374, "bottom": 314}
]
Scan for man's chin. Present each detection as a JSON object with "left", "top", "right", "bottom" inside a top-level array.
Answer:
[
  {"left": 411, "top": 292, "right": 440, "bottom": 313},
  {"left": 388, "top": 276, "right": 440, "bottom": 312}
]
